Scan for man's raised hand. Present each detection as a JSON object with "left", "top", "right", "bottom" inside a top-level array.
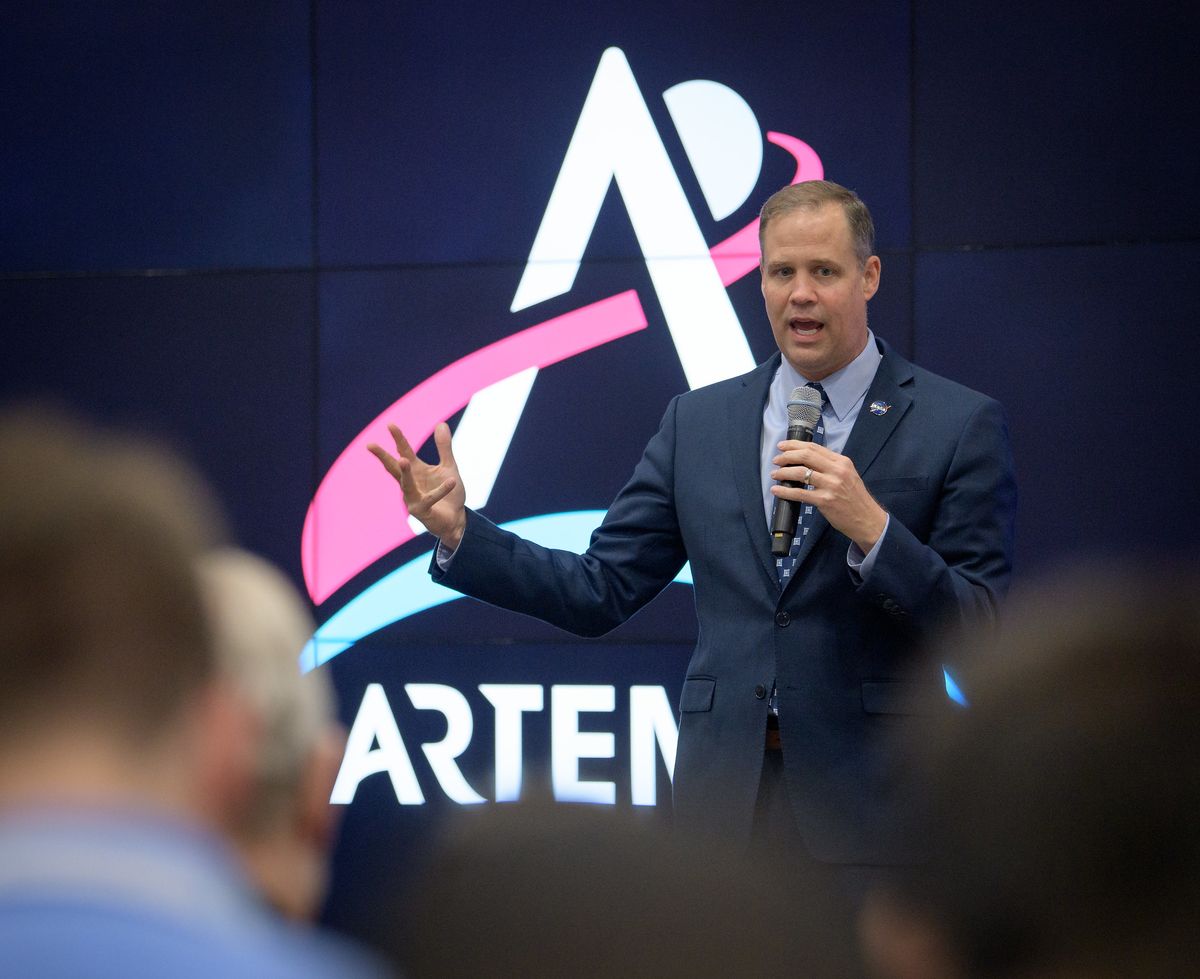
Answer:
[{"left": 368, "top": 422, "right": 467, "bottom": 549}]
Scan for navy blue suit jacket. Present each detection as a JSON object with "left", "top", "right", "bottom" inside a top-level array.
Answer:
[{"left": 435, "top": 338, "right": 1017, "bottom": 863}]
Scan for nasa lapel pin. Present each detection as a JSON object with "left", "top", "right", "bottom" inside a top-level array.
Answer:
[{"left": 868, "top": 400, "right": 892, "bottom": 416}]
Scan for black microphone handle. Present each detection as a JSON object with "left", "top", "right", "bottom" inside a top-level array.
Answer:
[{"left": 769, "top": 423, "right": 815, "bottom": 557}]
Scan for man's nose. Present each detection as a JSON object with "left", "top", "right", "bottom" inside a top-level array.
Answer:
[{"left": 788, "top": 278, "right": 815, "bottom": 305}]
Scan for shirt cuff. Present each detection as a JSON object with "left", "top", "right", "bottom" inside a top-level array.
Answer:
[
  {"left": 435, "top": 539, "right": 457, "bottom": 570},
  {"left": 847, "top": 514, "right": 890, "bottom": 580}
]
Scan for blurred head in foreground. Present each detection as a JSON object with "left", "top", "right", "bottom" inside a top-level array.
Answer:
[
  {"left": 198, "top": 548, "right": 343, "bottom": 920},
  {"left": 0, "top": 407, "right": 384, "bottom": 977},
  {"left": 395, "top": 800, "right": 862, "bottom": 978},
  {"left": 862, "top": 567, "right": 1200, "bottom": 979},
  {"left": 0, "top": 405, "right": 228, "bottom": 812}
]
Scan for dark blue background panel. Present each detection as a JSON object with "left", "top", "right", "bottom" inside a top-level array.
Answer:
[
  {"left": 314, "top": 0, "right": 911, "bottom": 266},
  {"left": 0, "top": 3, "right": 312, "bottom": 273},
  {"left": 914, "top": 242, "right": 1200, "bottom": 570},
  {"left": 0, "top": 271, "right": 316, "bottom": 583},
  {"left": 871, "top": 249, "right": 914, "bottom": 360},
  {"left": 914, "top": 1, "right": 1200, "bottom": 247}
]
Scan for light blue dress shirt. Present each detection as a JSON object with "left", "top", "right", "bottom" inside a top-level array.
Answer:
[
  {"left": 759, "top": 330, "right": 889, "bottom": 580},
  {"left": 0, "top": 808, "right": 386, "bottom": 979}
]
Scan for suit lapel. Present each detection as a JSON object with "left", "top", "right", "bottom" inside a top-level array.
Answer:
[
  {"left": 727, "top": 355, "right": 782, "bottom": 590},
  {"left": 780, "top": 340, "right": 915, "bottom": 593},
  {"left": 840, "top": 340, "right": 914, "bottom": 478}
]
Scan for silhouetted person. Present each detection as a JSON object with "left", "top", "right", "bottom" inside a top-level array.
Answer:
[
  {"left": 0, "top": 407, "right": 385, "bottom": 978},
  {"left": 198, "top": 548, "right": 346, "bottom": 922},
  {"left": 861, "top": 568, "right": 1200, "bottom": 979},
  {"left": 397, "top": 800, "right": 864, "bottom": 978}
]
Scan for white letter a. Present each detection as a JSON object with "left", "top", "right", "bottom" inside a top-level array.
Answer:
[{"left": 330, "top": 683, "right": 425, "bottom": 805}]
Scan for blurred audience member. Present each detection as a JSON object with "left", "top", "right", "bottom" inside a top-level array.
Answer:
[
  {"left": 861, "top": 568, "right": 1200, "bottom": 979},
  {"left": 395, "top": 799, "right": 864, "bottom": 978},
  {"left": 198, "top": 547, "right": 344, "bottom": 922},
  {"left": 0, "top": 407, "right": 385, "bottom": 978}
]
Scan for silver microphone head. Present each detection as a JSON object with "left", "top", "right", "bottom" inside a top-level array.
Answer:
[{"left": 786, "top": 386, "right": 823, "bottom": 430}]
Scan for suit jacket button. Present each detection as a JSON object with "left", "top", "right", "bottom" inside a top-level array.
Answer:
[
  {"left": 775, "top": 611, "right": 791, "bottom": 627},
  {"left": 754, "top": 684, "right": 767, "bottom": 700}
]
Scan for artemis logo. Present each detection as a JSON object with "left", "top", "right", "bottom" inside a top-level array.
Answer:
[
  {"left": 299, "top": 47, "right": 823, "bottom": 671},
  {"left": 331, "top": 683, "right": 679, "bottom": 807}
]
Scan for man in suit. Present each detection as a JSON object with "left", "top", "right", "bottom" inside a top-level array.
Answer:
[{"left": 369, "top": 181, "right": 1016, "bottom": 871}]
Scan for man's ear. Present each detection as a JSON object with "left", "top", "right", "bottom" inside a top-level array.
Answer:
[
  {"left": 296, "top": 724, "right": 347, "bottom": 849},
  {"left": 187, "top": 677, "right": 263, "bottom": 829},
  {"left": 858, "top": 888, "right": 962, "bottom": 979},
  {"left": 862, "top": 255, "right": 882, "bottom": 302}
]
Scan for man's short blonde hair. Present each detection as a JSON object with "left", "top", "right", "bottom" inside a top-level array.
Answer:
[{"left": 758, "top": 180, "right": 876, "bottom": 267}]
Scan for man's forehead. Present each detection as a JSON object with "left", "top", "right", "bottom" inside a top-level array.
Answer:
[
  {"left": 766, "top": 202, "right": 846, "bottom": 233},
  {"left": 762, "top": 205, "right": 853, "bottom": 255}
]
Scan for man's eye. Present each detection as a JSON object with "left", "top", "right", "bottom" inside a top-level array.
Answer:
[{"left": 816, "top": 267, "right": 833, "bottom": 277}]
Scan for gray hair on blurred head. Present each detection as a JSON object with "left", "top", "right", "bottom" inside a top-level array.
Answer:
[{"left": 197, "top": 548, "right": 334, "bottom": 834}]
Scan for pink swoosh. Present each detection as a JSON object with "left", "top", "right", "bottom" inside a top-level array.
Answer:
[
  {"left": 708, "top": 132, "right": 825, "bottom": 285},
  {"left": 303, "top": 290, "right": 647, "bottom": 603},
  {"left": 303, "top": 131, "right": 822, "bottom": 604}
]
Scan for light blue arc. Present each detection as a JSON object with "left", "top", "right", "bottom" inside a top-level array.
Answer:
[
  {"left": 301, "top": 510, "right": 693, "bottom": 672},
  {"left": 299, "top": 507, "right": 964, "bottom": 705}
]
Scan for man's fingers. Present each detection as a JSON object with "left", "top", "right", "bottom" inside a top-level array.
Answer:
[
  {"left": 367, "top": 442, "right": 402, "bottom": 479},
  {"left": 771, "top": 482, "right": 815, "bottom": 501},
  {"left": 388, "top": 423, "right": 419, "bottom": 462},
  {"left": 773, "top": 464, "right": 820, "bottom": 484},
  {"left": 433, "top": 421, "right": 457, "bottom": 469},
  {"left": 368, "top": 442, "right": 421, "bottom": 495},
  {"left": 372, "top": 423, "right": 464, "bottom": 520},
  {"left": 380, "top": 421, "right": 456, "bottom": 472},
  {"left": 775, "top": 440, "right": 836, "bottom": 460},
  {"left": 421, "top": 476, "right": 458, "bottom": 509}
]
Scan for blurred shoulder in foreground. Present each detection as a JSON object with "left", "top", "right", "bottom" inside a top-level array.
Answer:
[
  {"left": 392, "top": 798, "right": 863, "bottom": 978},
  {"left": 862, "top": 565, "right": 1200, "bottom": 979}
]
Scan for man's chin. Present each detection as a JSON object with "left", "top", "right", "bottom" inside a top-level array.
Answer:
[{"left": 782, "top": 348, "right": 826, "bottom": 377}]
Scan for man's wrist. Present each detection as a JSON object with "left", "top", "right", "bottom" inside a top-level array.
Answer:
[
  {"left": 434, "top": 515, "right": 467, "bottom": 570},
  {"left": 439, "top": 514, "right": 467, "bottom": 552},
  {"left": 851, "top": 506, "right": 888, "bottom": 554}
]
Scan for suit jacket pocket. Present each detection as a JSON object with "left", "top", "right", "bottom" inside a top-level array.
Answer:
[
  {"left": 679, "top": 675, "right": 716, "bottom": 713},
  {"left": 866, "top": 476, "right": 929, "bottom": 494},
  {"left": 861, "top": 680, "right": 936, "bottom": 715}
]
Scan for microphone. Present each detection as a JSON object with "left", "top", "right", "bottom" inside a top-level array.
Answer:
[{"left": 770, "top": 386, "right": 823, "bottom": 557}]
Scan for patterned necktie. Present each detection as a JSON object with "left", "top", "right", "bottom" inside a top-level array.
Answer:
[{"left": 773, "top": 382, "right": 827, "bottom": 587}]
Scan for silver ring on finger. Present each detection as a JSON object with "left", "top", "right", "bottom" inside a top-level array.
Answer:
[{"left": 802, "top": 466, "right": 813, "bottom": 483}]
